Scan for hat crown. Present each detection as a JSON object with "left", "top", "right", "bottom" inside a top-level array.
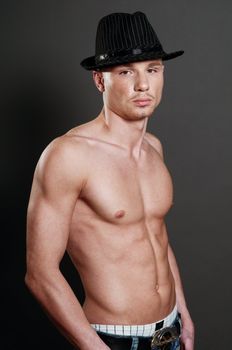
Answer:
[
  {"left": 95, "top": 12, "right": 163, "bottom": 55},
  {"left": 80, "top": 11, "right": 184, "bottom": 70}
]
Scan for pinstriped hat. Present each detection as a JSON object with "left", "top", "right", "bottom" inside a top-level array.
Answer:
[{"left": 80, "top": 11, "right": 184, "bottom": 70}]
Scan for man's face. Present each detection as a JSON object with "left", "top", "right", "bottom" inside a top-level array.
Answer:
[{"left": 94, "top": 59, "right": 164, "bottom": 121}]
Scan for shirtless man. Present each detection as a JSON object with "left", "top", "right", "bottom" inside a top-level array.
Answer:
[{"left": 25, "top": 12, "right": 194, "bottom": 350}]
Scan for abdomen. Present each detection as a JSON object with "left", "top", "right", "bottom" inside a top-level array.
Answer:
[{"left": 68, "top": 220, "right": 176, "bottom": 324}]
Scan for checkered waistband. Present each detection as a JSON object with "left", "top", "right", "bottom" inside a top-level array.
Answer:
[{"left": 91, "top": 304, "right": 178, "bottom": 337}]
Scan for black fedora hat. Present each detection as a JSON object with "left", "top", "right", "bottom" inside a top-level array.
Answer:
[{"left": 80, "top": 11, "right": 184, "bottom": 71}]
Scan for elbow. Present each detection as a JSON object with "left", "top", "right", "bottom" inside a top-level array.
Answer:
[
  {"left": 24, "top": 271, "right": 38, "bottom": 295},
  {"left": 24, "top": 271, "right": 32, "bottom": 288},
  {"left": 24, "top": 265, "right": 60, "bottom": 297},
  {"left": 24, "top": 267, "right": 46, "bottom": 298},
  {"left": 25, "top": 271, "right": 48, "bottom": 303}
]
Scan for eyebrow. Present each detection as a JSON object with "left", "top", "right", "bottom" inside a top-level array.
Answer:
[
  {"left": 117, "top": 61, "right": 163, "bottom": 69},
  {"left": 147, "top": 62, "right": 163, "bottom": 66}
]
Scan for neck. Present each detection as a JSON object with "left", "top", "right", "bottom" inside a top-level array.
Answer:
[{"left": 97, "top": 107, "right": 148, "bottom": 159}]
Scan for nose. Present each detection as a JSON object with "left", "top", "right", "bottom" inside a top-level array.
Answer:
[{"left": 134, "top": 72, "right": 149, "bottom": 92}]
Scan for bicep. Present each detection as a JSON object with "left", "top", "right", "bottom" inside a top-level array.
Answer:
[
  {"left": 26, "top": 138, "right": 86, "bottom": 273},
  {"left": 26, "top": 190, "right": 72, "bottom": 271}
]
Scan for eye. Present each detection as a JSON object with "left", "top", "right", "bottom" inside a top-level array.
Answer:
[
  {"left": 148, "top": 66, "right": 163, "bottom": 73},
  {"left": 148, "top": 68, "right": 159, "bottom": 73},
  {"left": 119, "top": 70, "right": 132, "bottom": 75}
]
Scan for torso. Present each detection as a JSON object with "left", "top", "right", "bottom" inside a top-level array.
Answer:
[{"left": 66, "top": 118, "right": 176, "bottom": 325}]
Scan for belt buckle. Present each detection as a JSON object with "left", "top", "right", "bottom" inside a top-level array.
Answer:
[{"left": 151, "top": 326, "right": 179, "bottom": 349}]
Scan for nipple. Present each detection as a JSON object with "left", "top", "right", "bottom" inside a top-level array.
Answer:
[{"left": 114, "top": 210, "right": 125, "bottom": 218}]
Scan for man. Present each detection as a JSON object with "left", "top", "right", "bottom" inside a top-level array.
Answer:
[{"left": 25, "top": 11, "right": 194, "bottom": 350}]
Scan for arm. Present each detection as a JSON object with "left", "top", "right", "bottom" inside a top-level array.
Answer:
[
  {"left": 25, "top": 137, "right": 109, "bottom": 350},
  {"left": 146, "top": 133, "right": 195, "bottom": 349},
  {"left": 168, "top": 244, "right": 195, "bottom": 350}
]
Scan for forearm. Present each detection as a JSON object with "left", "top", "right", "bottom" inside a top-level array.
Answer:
[
  {"left": 168, "top": 243, "right": 195, "bottom": 349},
  {"left": 167, "top": 244, "right": 191, "bottom": 320},
  {"left": 25, "top": 269, "right": 108, "bottom": 350}
]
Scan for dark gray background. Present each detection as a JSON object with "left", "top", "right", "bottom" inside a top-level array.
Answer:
[{"left": 1, "top": 0, "right": 231, "bottom": 349}]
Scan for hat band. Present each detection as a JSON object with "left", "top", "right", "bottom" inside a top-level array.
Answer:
[{"left": 95, "top": 45, "right": 163, "bottom": 64}]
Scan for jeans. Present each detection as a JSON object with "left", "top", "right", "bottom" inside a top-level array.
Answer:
[
  {"left": 97, "top": 314, "right": 182, "bottom": 350},
  {"left": 122, "top": 336, "right": 180, "bottom": 350}
]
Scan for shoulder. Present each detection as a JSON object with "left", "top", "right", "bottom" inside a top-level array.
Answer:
[
  {"left": 144, "top": 132, "right": 164, "bottom": 159},
  {"left": 34, "top": 134, "right": 90, "bottom": 188},
  {"left": 39, "top": 133, "right": 88, "bottom": 167}
]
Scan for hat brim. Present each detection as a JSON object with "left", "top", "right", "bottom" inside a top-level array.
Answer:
[{"left": 80, "top": 50, "right": 184, "bottom": 71}]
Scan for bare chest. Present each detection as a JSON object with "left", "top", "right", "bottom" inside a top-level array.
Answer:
[{"left": 74, "top": 146, "right": 174, "bottom": 225}]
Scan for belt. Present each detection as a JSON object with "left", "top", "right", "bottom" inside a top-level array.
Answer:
[
  {"left": 97, "top": 314, "right": 181, "bottom": 350},
  {"left": 92, "top": 305, "right": 178, "bottom": 336}
]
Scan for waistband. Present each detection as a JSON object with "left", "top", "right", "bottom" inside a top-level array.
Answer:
[{"left": 91, "top": 304, "right": 178, "bottom": 337}]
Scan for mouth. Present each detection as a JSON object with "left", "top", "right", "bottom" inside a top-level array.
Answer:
[{"left": 132, "top": 98, "right": 152, "bottom": 107}]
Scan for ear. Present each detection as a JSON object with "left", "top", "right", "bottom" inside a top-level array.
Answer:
[{"left": 92, "top": 71, "right": 105, "bottom": 92}]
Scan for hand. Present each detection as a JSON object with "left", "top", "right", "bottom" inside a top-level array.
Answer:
[{"left": 180, "top": 316, "right": 195, "bottom": 350}]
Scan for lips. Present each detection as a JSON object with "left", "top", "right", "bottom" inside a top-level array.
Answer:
[{"left": 133, "top": 98, "right": 152, "bottom": 107}]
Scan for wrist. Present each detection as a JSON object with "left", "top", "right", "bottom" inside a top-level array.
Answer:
[
  {"left": 78, "top": 329, "right": 110, "bottom": 350},
  {"left": 180, "top": 314, "right": 194, "bottom": 333}
]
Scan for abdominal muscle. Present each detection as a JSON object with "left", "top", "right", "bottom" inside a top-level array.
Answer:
[{"left": 67, "top": 218, "right": 176, "bottom": 325}]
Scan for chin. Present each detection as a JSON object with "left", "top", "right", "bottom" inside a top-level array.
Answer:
[
  {"left": 137, "top": 108, "right": 155, "bottom": 119},
  {"left": 127, "top": 113, "right": 152, "bottom": 121},
  {"left": 118, "top": 106, "right": 155, "bottom": 121}
]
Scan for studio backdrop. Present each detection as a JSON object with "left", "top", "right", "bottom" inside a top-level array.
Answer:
[{"left": 1, "top": 1, "right": 231, "bottom": 349}]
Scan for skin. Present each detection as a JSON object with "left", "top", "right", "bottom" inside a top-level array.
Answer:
[{"left": 25, "top": 59, "right": 194, "bottom": 350}]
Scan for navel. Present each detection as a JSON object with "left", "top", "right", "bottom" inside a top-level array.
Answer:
[{"left": 114, "top": 209, "right": 125, "bottom": 218}]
